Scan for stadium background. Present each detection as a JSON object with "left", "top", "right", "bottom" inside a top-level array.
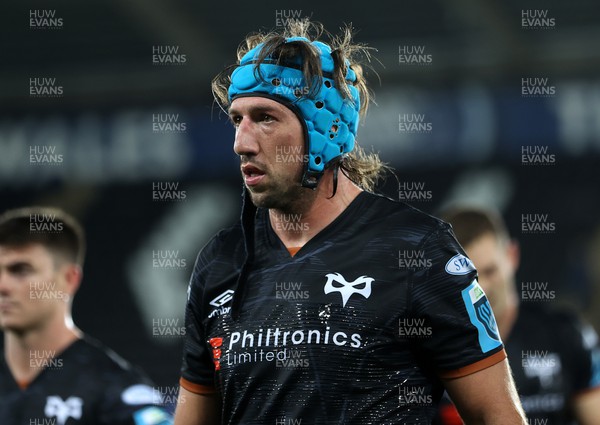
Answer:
[{"left": 1, "top": 0, "right": 600, "bottom": 411}]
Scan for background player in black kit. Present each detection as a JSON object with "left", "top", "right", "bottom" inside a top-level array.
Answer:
[
  {"left": 0, "top": 207, "right": 172, "bottom": 425},
  {"left": 175, "top": 20, "right": 527, "bottom": 424},
  {"left": 435, "top": 207, "right": 600, "bottom": 425}
]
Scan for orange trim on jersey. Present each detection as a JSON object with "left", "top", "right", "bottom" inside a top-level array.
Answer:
[
  {"left": 179, "top": 377, "right": 217, "bottom": 395},
  {"left": 287, "top": 247, "right": 301, "bottom": 257},
  {"left": 16, "top": 380, "right": 29, "bottom": 390},
  {"left": 439, "top": 349, "right": 507, "bottom": 379}
]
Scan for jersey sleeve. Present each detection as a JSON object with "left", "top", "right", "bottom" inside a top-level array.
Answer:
[
  {"left": 409, "top": 223, "right": 505, "bottom": 378},
  {"left": 179, "top": 232, "right": 226, "bottom": 394},
  {"left": 97, "top": 369, "right": 173, "bottom": 425}
]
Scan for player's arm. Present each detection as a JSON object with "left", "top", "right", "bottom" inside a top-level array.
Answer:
[
  {"left": 442, "top": 359, "right": 526, "bottom": 425},
  {"left": 174, "top": 387, "right": 220, "bottom": 425}
]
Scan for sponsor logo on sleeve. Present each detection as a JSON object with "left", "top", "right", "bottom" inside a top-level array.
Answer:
[
  {"left": 461, "top": 280, "right": 502, "bottom": 353},
  {"left": 133, "top": 406, "right": 173, "bottom": 425},
  {"left": 122, "top": 384, "right": 163, "bottom": 405},
  {"left": 445, "top": 254, "right": 476, "bottom": 276}
]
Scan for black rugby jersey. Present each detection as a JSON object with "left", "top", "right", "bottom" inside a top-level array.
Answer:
[
  {"left": 509, "top": 305, "right": 600, "bottom": 423},
  {"left": 435, "top": 305, "right": 600, "bottom": 425},
  {"left": 181, "top": 191, "right": 506, "bottom": 424},
  {"left": 0, "top": 336, "right": 172, "bottom": 425}
]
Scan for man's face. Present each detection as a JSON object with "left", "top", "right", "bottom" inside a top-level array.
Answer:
[
  {"left": 0, "top": 244, "right": 71, "bottom": 333},
  {"left": 229, "top": 96, "right": 308, "bottom": 211},
  {"left": 464, "top": 233, "right": 518, "bottom": 319}
]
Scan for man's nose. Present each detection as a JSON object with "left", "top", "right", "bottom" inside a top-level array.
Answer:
[{"left": 233, "top": 118, "right": 260, "bottom": 157}]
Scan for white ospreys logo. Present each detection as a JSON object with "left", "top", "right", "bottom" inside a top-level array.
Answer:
[
  {"left": 324, "top": 272, "right": 374, "bottom": 307},
  {"left": 44, "top": 396, "right": 83, "bottom": 425}
]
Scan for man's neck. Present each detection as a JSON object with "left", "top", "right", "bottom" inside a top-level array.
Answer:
[
  {"left": 4, "top": 316, "right": 81, "bottom": 384},
  {"left": 269, "top": 172, "right": 362, "bottom": 248}
]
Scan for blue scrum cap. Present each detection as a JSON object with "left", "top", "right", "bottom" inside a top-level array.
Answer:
[{"left": 228, "top": 37, "right": 361, "bottom": 189}]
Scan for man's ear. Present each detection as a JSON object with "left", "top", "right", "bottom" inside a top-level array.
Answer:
[
  {"left": 62, "top": 263, "right": 82, "bottom": 302},
  {"left": 506, "top": 239, "right": 520, "bottom": 275}
]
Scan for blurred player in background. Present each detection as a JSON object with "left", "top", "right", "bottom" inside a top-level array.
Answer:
[
  {"left": 0, "top": 207, "right": 172, "bottom": 425},
  {"left": 436, "top": 207, "right": 600, "bottom": 425},
  {"left": 174, "top": 19, "right": 527, "bottom": 424}
]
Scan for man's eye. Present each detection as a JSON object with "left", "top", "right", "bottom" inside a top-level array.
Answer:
[
  {"left": 262, "top": 114, "right": 273, "bottom": 123},
  {"left": 229, "top": 116, "right": 242, "bottom": 126},
  {"left": 9, "top": 265, "right": 32, "bottom": 276}
]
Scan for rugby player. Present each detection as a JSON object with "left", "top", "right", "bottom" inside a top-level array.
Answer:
[
  {"left": 175, "top": 20, "right": 527, "bottom": 424},
  {"left": 436, "top": 207, "right": 600, "bottom": 425},
  {"left": 0, "top": 207, "right": 172, "bottom": 424}
]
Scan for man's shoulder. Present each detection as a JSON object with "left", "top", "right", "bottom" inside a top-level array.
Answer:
[
  {"left": 198, "top": 222, "right": 244, "bottom": 259},
  {"left": 362, "top": 192, "right": 450, "bottom": 239},
  {"left": 71, "top": 336, "right": 151, "bottom": 384}
]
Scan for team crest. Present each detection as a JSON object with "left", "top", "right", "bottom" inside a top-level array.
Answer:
[
  {"left": 44, "top": 396, "right": 83, "bottom": 425},
  {"left": 324, "top": 272, "right": 374, "bottom": 307}
]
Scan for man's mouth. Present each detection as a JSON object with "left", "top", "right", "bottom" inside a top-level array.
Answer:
[{"left": 241, "top": 164, "right": 266, "bottom": 186}]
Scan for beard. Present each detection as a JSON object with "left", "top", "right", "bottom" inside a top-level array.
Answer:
[
  {"left": 247, "top": 180, "right": 316, "bottom": 214},
  {"left": 245, "top": 165, "right": 317, "bottom": 214}
]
